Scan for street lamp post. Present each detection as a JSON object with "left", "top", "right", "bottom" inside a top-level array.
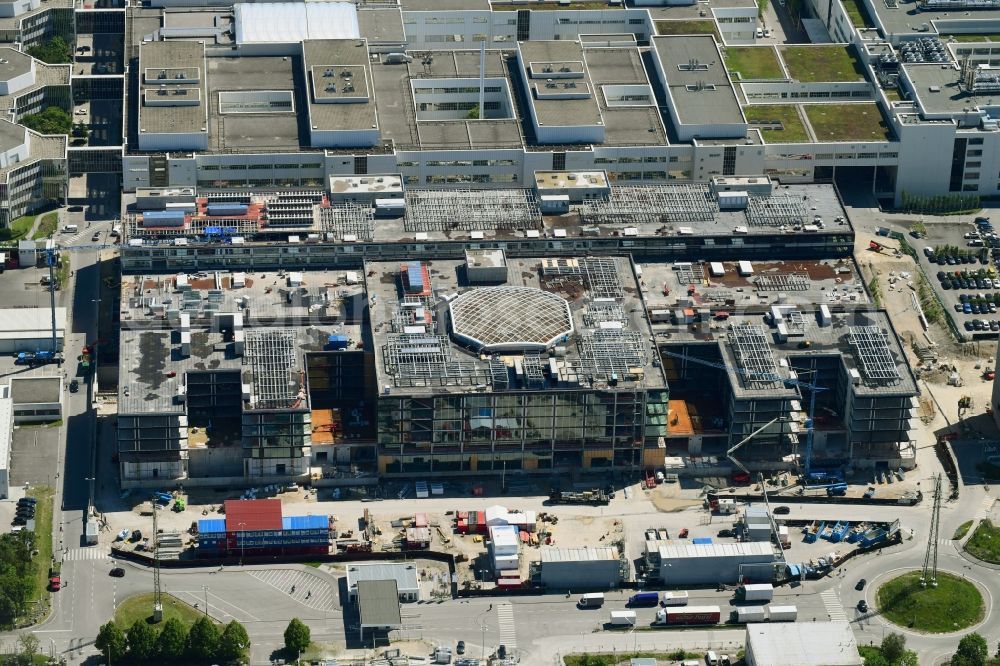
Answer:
[
  {"left": 239, "top": 521, "right": 247, "bottom": 566},
  {"left": 202, "top": 585, "right": 209, "bottom": 617}
]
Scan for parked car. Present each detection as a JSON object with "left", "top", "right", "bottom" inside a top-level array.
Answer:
[
  {"left": 131, "top": 529, "right": 142, "bottom": 542},
  {"left": 17, "top": 497, "right": 36, "bottom": 506},
  {"left": 857, "top": 599, "right": 868, "bottom": 613},
  {"left": 117, "top": 528, "right": 130, "bottom": 541},
  {"left": 69, "top": 380, "right": 79, "bottom": 393},
  {"left": 773, "top": 506, "right": 791, "bottom": 514},
  {"left": 456, "top": 641, "right": 465, "bottom": 655},
  {"left": 49, "top": 575, "right": 61, "bottom": 591}
]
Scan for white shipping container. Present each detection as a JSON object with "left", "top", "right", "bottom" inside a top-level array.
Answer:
[
  {"left": 709, "top": 262, "right": 725, "bottom": 276},
  {"left": 717, "top": 191, "right": 749, "bottom": 210},
  {"left": 738, "top": 260, "right": 754, "bottom": 276},
  {"left": 736, "top": 606, "right": 767, "bottom": 623},
  {"left": 767, "top": 605, "right": 798, "bottom": 622}
]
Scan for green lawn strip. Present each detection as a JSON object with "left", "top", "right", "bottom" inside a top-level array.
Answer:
[
  {"left": 876, "top": 571, "right": 984, "bottom": 633},
  {"left": 114, "top": 592, "right": 219, "bottom": 629},
  {"left": 725, "top": 46, "right": 784, "bottom": 80},
  {"left": 804, "top": 104, "right": 891, "bottom": 142},
  {"left": 3, "top": 215, "right": 36, "bottom": 241},
  {"left": 841, "top": 0, "right": 874, "bottom": 28},
  {"left": 946, "top": 33, "right": 1000, "bottom": 42},
  {"left": 564, "top": 651, "right": 703, "bottom": 666},
  {"left": 964, "top": 518, "right": 1000, "bottom": 563},
  {"left": 953, "top": 520, "right": 974, "bottom": 540},
  {"left": 655, "top": 20, "right": 720, "bottom": 41},
  {"left": 27, "top": 488, "right": 54, "bottom": 617},
  {"left": 743, "top": 105, "right": 809, "bottom": 143},
  {"left": 31, "top": 212, "right": 58, "bottom": 240},
  {"left": 779, "top": 45, "right": 865, "bottom": 82}
]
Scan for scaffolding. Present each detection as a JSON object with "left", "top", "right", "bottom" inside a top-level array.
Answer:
[
  {"left": 382, "top": 333, "right": 487, "bottom": 388},
  {"left": 583, "top": 301, "right": 627, "bottom": 327},
  {"left": 319, "top": 203, "right": 376, "bottom": 242},
  {"left": 848, "top": 325, "right": 901, "bottom": 382},
  {"left": 578, "top": 329, "right": 647, "bottom": 381},
  {"left": 578, "top": 184, "right": 719, "bottom": 225},
  {"left": 754, "top": 273, "right": 809, "bottom": 291},
  {"left": 522, "top": 353, "right": 546, "bottom": 388},
  {"left": 540, "top": 257, "right": 624, "bottom": 300},
  {"left": 243, "top": 329, "right": 303, "bottom": 410},
  {"left": 728, "top": 322, "right": 781, "bottom": 389},
  {"left": 403, "top": 188, "right": 541, "bottom": 232},
  {"left": 746, "top": 193, "right": 808, "bottom": 227}
]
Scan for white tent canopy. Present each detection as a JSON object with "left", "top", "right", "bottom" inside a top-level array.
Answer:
[{"left": 234, "top": 2, "right": 361, "bottom": 44}]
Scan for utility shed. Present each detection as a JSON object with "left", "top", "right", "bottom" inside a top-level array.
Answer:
[
  {"left": 658, "top": 541, "right": 775, "bottom": 584},
  {"left": 745, "top": 621, "right": 861, "bottom": 666},
  {"left": 357, "top": 579, "right": 402, "bottom": 642},
  {"left": 539, "top": 546, "right": 622, "bottom": 589},
  {"left": 0, "top": 307, "right": 67, "bottom": 353},
  {"left": 346, "top": 562, "right": 420, "bottom": 601}
]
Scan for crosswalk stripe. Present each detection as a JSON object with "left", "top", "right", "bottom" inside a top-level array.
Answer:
[
  {"left": 938, "top": 538, "right": 954, "bottom": 547},
  {"left": 820, "top": 589, "right": 847, "bottom": 621},
  {"left": 497, "top": 602, "right": 517, "bottom": 651},
  {"left": 246, "top": 568, "right": 338, "bottom": 611},
  {"left": 63, "top": 546, "right": 111, "bottom": 561}
]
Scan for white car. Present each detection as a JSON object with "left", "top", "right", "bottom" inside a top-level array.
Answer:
[
  {"left": 74, "top": 109, "right": 87, "bottom": 116},
  {"left": 756, "top": 27, "right": 764, "bottom": 38},
  {"left": 117, "top": 528, "right": 130, "bottom": 541}
]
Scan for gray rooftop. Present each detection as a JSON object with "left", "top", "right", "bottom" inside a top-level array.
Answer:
[
  {"left": 745, "top": 621, "right": 861, "bottom": 666},
  {"left": 518, "top": 41, "right": 602, "bottom": 129},
  {"left": 138, "top": 41, "right": 208, "bottom": 138},
  {"left": 10, "top": 376, "right": 61, "bottom": 405},
  {"left": 357, "top": 8, "right": 406, "bottom": 44},
  {"left": 0, "top": 118, "right": 24, "bottom": 153},
  {"left": 0, "top": 59, "right": 70, "bottom": 115},
  {"left": 401, "top": 0, "right": 490, "bottom": 9},
  {"left": 0, "top": 48, "right": 32, "bottom": 82},
  {"left": 652, "top": 35, "right": 745, "bottom": 127},
  {"left": 346, "top": 562, "right": 420, "bottom": 590},
  {"left": 0, "top": 0, "right": 72, "bottom": 32},
  {"left": 866, "top": 0, "right": 1000, "bottom": 38},
  {"left": 367, "top": 255, "right": 667, "bottom": 395},
  {"left": 902, "top": 63, "right": 985, "bottom": 115},
  {"left": 357, "top": 580, "right": 402, "bottom": 628},
  {"left": 302, "top": 39, "right": 379, "bottom": 134},
  {"left": 0, "top": 131, "right": 64, "bottom": 181}
]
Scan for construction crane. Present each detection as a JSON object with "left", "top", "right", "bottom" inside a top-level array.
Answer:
[{"left": 661, "top": 350, "right": 828, "bottom": 480}]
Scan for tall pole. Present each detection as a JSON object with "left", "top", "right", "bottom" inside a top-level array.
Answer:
[
  {"left": 239, "top": 521, "right": 246, "bottom": 566},
  {"left": 478, "top": 41, "right": 485, "bottom": 120},
  {"left": 202, "top": 585, "right": 209, "bottom": 617},
  {"left": 47, "top": 249, "right": 58, "bottom": 361},
  {"left": 152, "top": 495, "right": 163, "bottom": 622}
]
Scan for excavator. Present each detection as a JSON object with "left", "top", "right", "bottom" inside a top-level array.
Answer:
[{"left": 869, "top": 239, "right": 901, "bottom": 257}]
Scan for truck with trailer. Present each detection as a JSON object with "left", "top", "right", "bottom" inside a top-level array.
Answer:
[
  {"left": 735, "top": 584, "right": 773, "bottom": 602},
  {"left": 548, "top": 489, "right": 609, "bottom": 506},
  {"left": 628, "top": 591, "right": 660, "bottom": 607},
  {"left": 610, "top": 611, "right": 637, "bottom": 626},
  {"left": 661, "top": 591, "right": 689, "bottom": 606},
  {"left": 766, "top": 605, "right": 798, "bottom": 622},
  {"left": 655, "top": 605, "right": 722, "bottom": 626}
]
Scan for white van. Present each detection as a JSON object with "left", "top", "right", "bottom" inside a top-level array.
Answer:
[
  {"left": 706, "top": 651, "right": 719, "bottom": 666},
  {"left": 578, "top": 592, "right": 605, "bottom": 608},
  {"left": 62, "top": 224, "right": 78, "bottom": 233},
  {"left": 110, "top": 226, "right": 121, "bottom": 238}
]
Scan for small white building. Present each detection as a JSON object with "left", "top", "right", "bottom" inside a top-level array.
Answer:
[
  {"left": 345, "top": 562, "right": 421, "bottom": 602},
  {"left": 489, "top": 524, "right": 519, "bottom": 574},
  {"left": 0, "top": 308, "right": 66, "bottom": 354},
  {"left": 745, "top": 621, "right": 861, "bottom": 666},
  {"left": 9, "top": 376, "right": 62, "bottom": 424}
]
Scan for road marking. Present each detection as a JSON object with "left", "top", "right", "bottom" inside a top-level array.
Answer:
[
  {"left": 820, "top": 589, "right": 847, "bottom": 621},
  {"left": 496, "top": 602, "right": 517, "bottom": 651},
  {"left": 63, "top": 546, "right": 111, "bottom": 561},
  {"left": 246, "top": 568, "right": 338, "bottom": 611}
]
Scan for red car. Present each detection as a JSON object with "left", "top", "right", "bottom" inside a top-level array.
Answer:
[{"left": 48, "top": 575, "right": 61, "bottom": 591}]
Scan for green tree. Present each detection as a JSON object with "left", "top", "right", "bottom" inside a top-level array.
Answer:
[
  {"left": 953, "top": 633, "right": 989, "bottom": 666},
  {"left": 898, "top": 651, "right": 919, "bottom": 666},
  {"left": 155, "top": 617, "right": 188, "bottom": 661},
  {"left": 882, "top": 633, "right": 907, "bottom": 664},
  {"left": 187, "top": 616, "right": 220, "bottom": 662},
  {"left": 95, "top": 621, "right": 127, "bottom": 663},
  {"left": 217, "top": 620, "right": 251, "bottom": 663},
  {"left": 127, "top": 619, "right": 158, "bottom": 662},
  {"left": 16, "top": 633, "right": 39, "bottom": 663},
  {"left": 26, "top": 36, "right": 71, "bottom": 64},
  {"left": 863, "top": 653, "right": 890, "bottom": 666},
  {"left": 283, "top": 617, "right": 311, "bottom": 654},
  {"left": 19, "top": 107, "right": 72, "bottom": 135}
]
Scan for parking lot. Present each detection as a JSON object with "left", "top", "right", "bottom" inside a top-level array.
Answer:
[{"left": 916, "top": 215, "right": 1000, "bottom": 339}]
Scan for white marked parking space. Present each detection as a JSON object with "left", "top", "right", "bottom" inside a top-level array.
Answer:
[{"left": 246, "top": 568, "right": 338, "bottom": 611}]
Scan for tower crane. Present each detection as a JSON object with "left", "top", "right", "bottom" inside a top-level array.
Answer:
[{"left": 660, "top": 349, "right": 829, "bottom": 480}]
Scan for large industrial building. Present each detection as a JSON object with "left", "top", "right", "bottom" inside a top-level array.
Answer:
[
  {"left": 648, "top": 541, "right": 776, "bottom": 584},
  {"left": 537, "top": 546, "right": 624, "bottom": 589},
  {"left": 744, "top": 621, "right": 862, "bottom": 666}
]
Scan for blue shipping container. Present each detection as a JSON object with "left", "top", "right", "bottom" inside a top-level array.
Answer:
[
  {"left": 283, "top": 515, "right": 329, "bottom": 530},
  {"left": 142, "top": 210, "right": 186, "bottom": 227},
  {"left": 198, "top": 519, "right": 226, "bottom": 534},
  {"left": 691, "top": 537, "right": 713, "bottom": 545},
  {"left": 327, "top": 335, "right": 349, "bottom": 350}
]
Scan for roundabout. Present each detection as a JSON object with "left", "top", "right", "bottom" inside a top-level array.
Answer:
[{"left": 874, "top": 570, "right": 986, "bottom": 634}]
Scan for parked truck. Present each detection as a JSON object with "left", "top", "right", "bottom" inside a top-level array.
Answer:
[
  {"left": 610, "top": 611, "right": 637, "bottom": 626},
  {"left": 661, "top": 591, "right": 689, "bottom": 606},
  {"left": 655, "top": 606, "right": 722, "bottom": 626},
  {"left": 549, "top": 489, "right": 609, "bottom": 506},
  {"left": 766, "top": 605, "right": 798, "bottom": 622},
  {"left": 627, "top": 591, "right": 660, "bottom": 607},
  {"left": 733, "top": 606, "right": 768, "bottom": 623},
  {"left": 735, "top": 584, "right": 773, "bottom": 602}
]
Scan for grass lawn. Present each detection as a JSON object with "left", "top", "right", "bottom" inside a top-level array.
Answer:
[
  {"left": 26, "top": 487, "right": 54, "bottom": 623},
  {"left": 31, "top": 212, "right": 58, "bottom": 240},
  {"left": 876, "top": 571, "right": 984, "bottom": 633},
  {"left": 655, "top": 20, "right": 720, "bottom": 40},
  {"left": 115, "top": 593, "right": 216, "bottom": 628},
  {"left": 725, "top": 47, "right": 784, "bottom": 80},
  {"left": 953, "top": 520, "right": 974, "bottom": 540},
  {"left": 884, "top": 86, "right": 902, "bottom": 102},
  {"left": 564, "top": 652, "right": 702, "bottom": 666},
  {"left": 805, "top": 104, "right": 891, "bottom": 142},
  {"left": 743, "top": 105, "right": 809, "bottom": 143},
  {"left": 947, "top": 34, "right": 1000, "bottom": 42},
  {"left": 55, "top": 254, "right": 69, "bottom": 290},
  {"left": 841, "top": 0, "right": 874, "bottom": 28},
  {"left": 2, "top": 215, "right": 36, "bottom": 241},
  {"left": 965, "top": 519, "right": 1000, "bottom": 563},
  {"left": 779, "top": 45, "right": 865, "bottom": 82}
]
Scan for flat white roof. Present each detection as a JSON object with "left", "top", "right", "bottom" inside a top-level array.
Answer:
[
  {"left": 540, "top": 546, "right": 618, "bottom": 563},
  {"left": 234, "top": 2, "right": 360, "bottom": 44},
  {"left": 0, "top": 307, "right": 67, "bottom": 341},
  {"left": 746, "top": 621, "right": 861, "bottom": 666},
  {"left": 346, "top": 562, "right": 419, "bottom": 591},
  {"left": 658, "top": 541, "right": 774, "bottom": 560},
  {"left": 490, "top": 525, "right": 519, "bottom": 548}
]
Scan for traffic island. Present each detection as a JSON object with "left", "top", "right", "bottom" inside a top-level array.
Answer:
[
  {"left": 876, "top": 571, "right": 984, "bottom": 633},
  {"left": 964, "top": 519, "right": 1000, "bottom": 564}
]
